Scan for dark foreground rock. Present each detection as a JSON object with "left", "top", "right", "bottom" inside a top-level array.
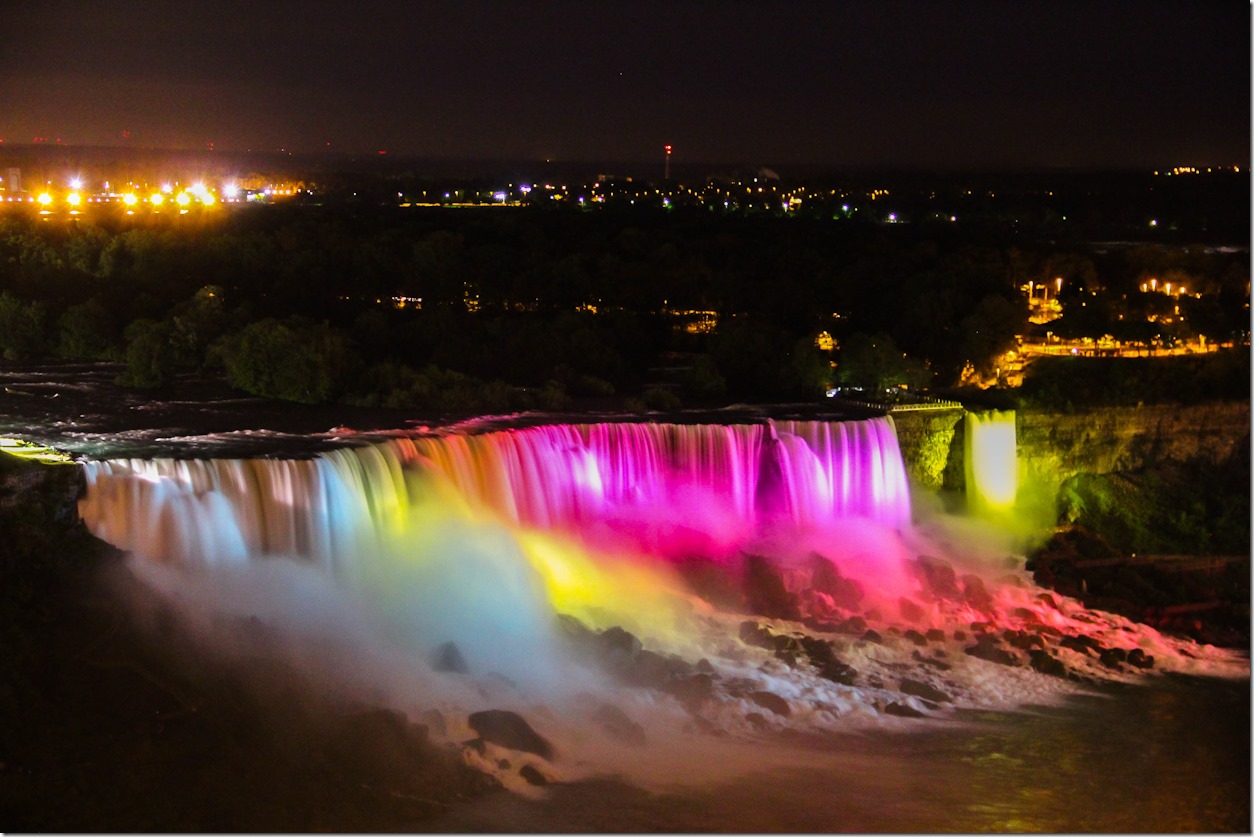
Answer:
[{"left": 467, "top": 710, "right": 555, "bottom": 760}]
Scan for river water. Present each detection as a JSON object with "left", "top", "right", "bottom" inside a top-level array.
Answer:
[
  {"left": 6, "top": 360, "right": 1249, "bottom": 832},
  {"left": 420, "top": 675, "right": 1249, "bottom": 833}
]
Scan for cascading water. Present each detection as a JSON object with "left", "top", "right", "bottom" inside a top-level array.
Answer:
[
  {"left": 964, "top": 409, "right": 1019, "bottom": 514},
  {"left": 75, "top": 413, "right": 1245, "bottom": 790}
]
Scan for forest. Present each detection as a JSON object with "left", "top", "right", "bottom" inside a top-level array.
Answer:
[{"left": 0, "top": 201, "right": 1248, "bottom": 416}]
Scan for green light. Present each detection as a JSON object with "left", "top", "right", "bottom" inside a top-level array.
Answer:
[
  {"left": 0, "top": 438, "right": 74, "bottom": 465},
  {"left": 965, "top": 411, "right": 1018, "bottom": 512}
]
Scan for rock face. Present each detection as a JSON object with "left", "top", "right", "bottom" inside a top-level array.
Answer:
[
  {"left": 467, "top": 710, "right": 554, "bottom": 761},
  {"left": 742, "top": 554, "right": 800, "bottom": 620},
  {"left": 891, "top": 401, "right": 1250, "bottom": 493}
]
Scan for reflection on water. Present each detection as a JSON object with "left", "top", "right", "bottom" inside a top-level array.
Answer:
[{"left": 420, "top": 675, "right": 1249, "bottom": 833}]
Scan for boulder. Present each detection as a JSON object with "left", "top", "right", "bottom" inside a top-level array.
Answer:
[
  {"left": 467, "top": 710, "right": 554, "bottom": 761},
  {"left": 898, "top": 597, "right": 926, "bottom": 623},
  {"left": 899, "top": 678, "right": 952, "bottom": 703},
  {"left": 1099, "top": 647, "right": 1128, "bottom": 668},
  {"left": 743, "top": 554, "right": 800, "bottom": 620},
  {"left": 810, "top": 553, "right": 865, "bottom": 610},
  {"left": 519, "top": 764, "right": 549, "bottom": 786},
  {"left": 1028, "top": 650, "right": 1068, "bottom": 678},
  {"left": 964, "top": 636, "right": 1021, "bottom": 667},
  {"left": 597, "top": 626, "right": 643, "bottom": 659},
  {"left": 911, "top": 650, "right": 952, "bottom": 671},
  {"left": 962, "top": 574, "right": 996, "bottom": 612},
  {"left": 884, "top": 701, "right": 926, "bottom": 718},
  {"left": 665, "top": 673, "right": 715, "bottom": 712},
  {"left": 748, "top": 691, "right": 792, "bottom": 717},
  {"left": 433, "top": 641, "right": 469, "bottom": 674},
  {"left": 913, "top": 555, "right": 961, "bottom": 598}
]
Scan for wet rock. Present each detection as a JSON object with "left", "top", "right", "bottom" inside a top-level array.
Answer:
[
  {"left": 861, "top": 629, "right": 883, "bottom": 645},
  {"left": 592, "top": 704, "right": 646, "bottom": 746},
  {"left": 1003, "top": 629, "right": 1044, "bottom": 651},
  {"left": 665, "top": 673, "right": 715, "bottom": 712},
  {"left": 898, "top": 597, "right": 926, "bottom": 623},
  {"left": 623, "top": 649, "right": 672, "bottom": 688},
  {"left": 597, "top": 626, "right": 643, "bottom": 659},
  {"left": 743, "top": 554, "right": 800, "bottom": 620},
  {"left": 801, "top": 617, "right": 842, "bottom": 633},
  {"left": 1127, "top": 648, "right": 1155, "bottom": 669},
  {"left": 467, "top": 710, "right": 555, "bottom": 761},
  {"left": 899, "top": 678, "right": 952, "bottom": 703},
  {"left": 767, "top": 634, "right": 807, "bottom": 667},
  {"left": 745, "top": 712, "right": 770, "bottom": 730},
  {"left": 1029, "top": 650, "right": 1068, "bottom": 678},
  {"left": 1037, "top": 593, "right": 1059, "bottom": 609},
  {"left": 1099, "top": 647, "right": 1128, "bottom": 668},
  {"left": 519, "top": 764, "right": 549, "bottom": 786},
  {"left": 748, "top": 690, "right": 792, "bottom": 717},
  {"left": 925, "top": 628, "right": 947, "bottom": 642},
  {"left": 884, "top": 701, "right": 926, "bottom": 718},
  {"left": 903, "top": 629, "right": 928, "bottom": 646},
  {"left": 911, "top": 650, "right": 952, "bottom": 671},
  {"left": 1011, "top": 607, "right": 1041, "bottom": 623},
  {"left": 964, "top": 635, "right": 1021, "bottom": 667},
  {"left": 1060, "top": 634, "right": 1103, "bottom": 656},
  {"left": 675, "top": 557, "right": 746, "bottom": 611},
  {"left": 810, "top": 553, "right": 865, "bottom": 609},
  {"left": 839, "top": 615, "right": 868, "bottom": 635},
  {"left": 739, "top": 620, "right": 775, "bottom": 650},
  {"left": 815, "top": 659, "right": 858, "bottom": 685},
  {"left": 913, "top": 555, "right": 961, "bottom": 598},
  {"left": 695, "top": 658, "right": 716, "bottom": 675},
  {"left": 952, "top": 630, "right": 967, "bottom": 642},
  {"left": 961, "top": 574, "right": 996, "bottom": 612},
  {"left": 433, "top": 641, "right": 469, "bottom": 673}
]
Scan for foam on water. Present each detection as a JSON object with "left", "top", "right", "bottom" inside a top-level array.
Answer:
[{"left": 76, "top": 416, "right": 1247, "bottom": 789}]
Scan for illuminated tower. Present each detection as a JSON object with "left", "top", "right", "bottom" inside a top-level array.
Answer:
[{"left": 4, "top": 168, "right": 20, "bottom": 196}]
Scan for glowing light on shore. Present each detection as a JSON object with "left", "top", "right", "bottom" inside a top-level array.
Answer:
[{"left": 965, "top": 410, "right": 1018, "bottom": 512}]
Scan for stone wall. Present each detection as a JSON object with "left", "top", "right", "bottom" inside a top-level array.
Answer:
[{"left": 891, "top": 400, "right": 1250, "bottom": 494}]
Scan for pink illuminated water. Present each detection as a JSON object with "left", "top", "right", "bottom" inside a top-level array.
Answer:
[
  {"left": 81, "top": 418, "right": 913, "bottom": 570},
  {"left": 76, "top": 413, "right": 1247, "bottom": 799}
]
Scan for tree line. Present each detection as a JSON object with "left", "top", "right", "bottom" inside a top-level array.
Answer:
[{"left": 0, "top": 205, "right": 1247, "bottom": 415}]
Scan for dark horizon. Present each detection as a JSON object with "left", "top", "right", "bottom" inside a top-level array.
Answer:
[
  {"left": 2, "top": 1, "right": 1248, "bottom": 170},
  {"left": 2, "top": 141, "right": 1246, "bottom": 184}
]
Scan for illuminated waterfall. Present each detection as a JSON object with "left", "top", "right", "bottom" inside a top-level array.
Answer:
[
  {"left": 964, "top": 410, "right": 1018, "bottom": 513},
  {"left": 81, "top": 418, "right": 912, "bottom": 568},
  {"left": 77, "top": 418, "right": 912, "bottom": 677}
]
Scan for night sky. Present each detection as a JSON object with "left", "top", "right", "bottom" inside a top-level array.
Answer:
[{"left": 2, "top": 0, "right": 1248, "bottom": 169}]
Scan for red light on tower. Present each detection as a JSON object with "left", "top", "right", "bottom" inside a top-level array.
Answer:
[{"left": 664, "top": 144, "right": 672, "bottom": 180}]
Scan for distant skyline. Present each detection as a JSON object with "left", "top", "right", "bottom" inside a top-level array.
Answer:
[{"left": 1, "top": 1, "right": 1248, "bottom": 170}]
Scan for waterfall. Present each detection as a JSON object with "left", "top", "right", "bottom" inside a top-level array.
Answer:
[
  {"left": 80, "top": 417, "right": 912, "bottom": 571},
  {"left": 964, "top": 410, "right": 1018, "bottom": 513},
  {"left": 75, "top": 417, "right": 916, "bottom": 684}
]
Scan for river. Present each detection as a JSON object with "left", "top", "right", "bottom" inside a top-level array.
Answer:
[{"left": 419, "top": 675, "right": 1249, "bottom": 833}]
